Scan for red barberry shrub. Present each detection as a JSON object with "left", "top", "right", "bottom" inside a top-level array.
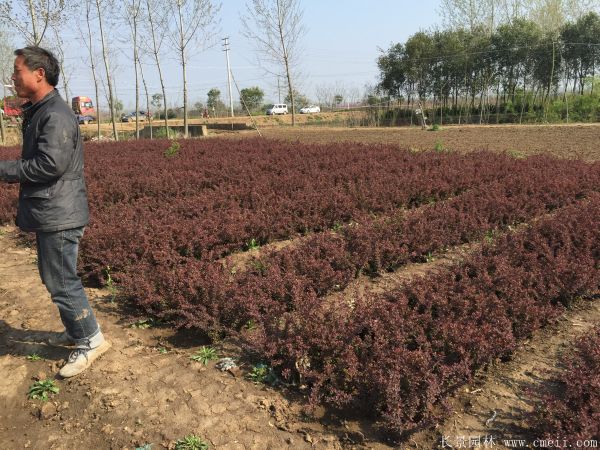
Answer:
[{"left": 531, "top": 325, "right": 600, "bottom": 443}]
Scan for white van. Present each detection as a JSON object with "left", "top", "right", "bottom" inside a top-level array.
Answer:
[{"left": 266, "top": 104, "right": 288, "bottom": 115}]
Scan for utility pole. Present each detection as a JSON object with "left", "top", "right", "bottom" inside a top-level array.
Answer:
[{"left": 222, "top": 37, "right": 234, "bottom": 117}]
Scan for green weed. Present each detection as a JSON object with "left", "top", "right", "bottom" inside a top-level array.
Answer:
[
  {"left": 152, "top": 126, "right": 178, "bottom": 139},
  {"left": 165, "top": 140, "right": 181, "bottom": 157},
  {"left": 174, "top": 434, "right": 209, "bottom": 450},
  {"left": 245, "top": 238, "right": 260, "bottom": 251},
  {"left": 507, "top": 149, "right": 526, "bottom": 159},
  {"left": 190, "top": 346, "right": 218, "bottom": 365},
  {"left": 249, "top": 259, "right": 267, "bottom": 274},
  {"left": 130, "top": 318, "right": 162, "bottom": 329},
  {"left": 247, "top": 363, "right": 279, "bottom": 385},
  {"left": 429, "top": 123, "right": 441, "bottom": 131},
  {"left": 102, "top": 265, "right": 118, "bottom": 302},
  {"left": 434, "top": 140, "right": 445, "bottom": 153},
  {"left": 484, "top": 229, "right": 497, "bottom": 244},
  {"left": 28, "top": 380, "right": 59, "bottom": 401},
  {"left": 332, "top": 222, "right": 343, "bottom": 233},
  {"left": 26, "top": 353, "right": 44, "bottom": 361}
]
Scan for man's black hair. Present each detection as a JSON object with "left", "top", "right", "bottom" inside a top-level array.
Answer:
[{"left": 14, "top": 46, "right": 60, "bottom": 87}]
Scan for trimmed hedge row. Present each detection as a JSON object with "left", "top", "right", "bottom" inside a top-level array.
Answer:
[
  {"left": 250, "top": 194, "right": 600, "bottom": 435},
  {"left": 121, "top": 154, "right": 600, "bottom": 333},
  {"left": 79, "top": 139, "right": 542, "bottom": 282}
]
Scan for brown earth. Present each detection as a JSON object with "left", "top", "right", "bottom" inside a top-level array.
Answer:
[
  {"left": 236, "top": 122, "right": 600, "bottom": 162},
  {"left": 1, "top": 123, "right": 599, "bottom": 449},
  {"left": 0, "top": 225, "right": 356, "bottom": 450}
]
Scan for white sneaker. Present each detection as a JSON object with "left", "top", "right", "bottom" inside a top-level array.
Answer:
[
  {"left": 59, "top": 340, "right": 111, "bottom": 378},
  {"left": 47, "top": 331, "right": 75, "bottom": 347}
]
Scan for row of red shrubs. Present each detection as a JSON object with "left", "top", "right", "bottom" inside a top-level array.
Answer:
[
  {"left": 250, "top": 194, "right": 600, "bottom": 435},
  {"left": 0, "top": 139, "right": 599, "bottom": 436},
  {"left": 531, "top": 325, "right": 600, "bottom": 443},
  {"left": 119, "top": 151, "right": 600, "bottom": 332},
  {"left": 78, "top": 139, "right": 569, "bottom": 282}
]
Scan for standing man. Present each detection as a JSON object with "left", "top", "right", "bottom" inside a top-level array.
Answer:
[{"left": 0, "top": 46, "right": 110, "bottom": 378}]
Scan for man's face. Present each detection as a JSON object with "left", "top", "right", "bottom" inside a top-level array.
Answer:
[{"left": 11, "top": 55, "right": 44, "bottom": 100}]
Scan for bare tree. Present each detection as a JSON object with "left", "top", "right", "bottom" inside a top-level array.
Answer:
[
  {"left": 441, "top": 0, "right": 597, "bottom": 33},
  {"left": 438, "top": 0, "right": 503, "bottom": 32},
  {"left": 241, "top": 0, "right": 306, "bottom": 126},
  {"left": 439, "top": 0, "right": 487, "bottom": 31},
  {"left": 0, "top": 0, "right": 66, "bottom": 45},
  {"left": 93, "top": 0, "right": 118, "bottom": 140},
  {"left": 138, "top": 56, "right": 153, "bottom": 138},
  {"left": 50, "top": 26, "right": 71, "bottom": 102},
  {"left": 166, "top": 0, "right": 220, "bottom": 138},
  {"left": 497, "top": 0, "right": 528, "bottom": 23},
  {"left": 124, "top": 0, "right": 143, "bottom": 138},
  {"left": 142, "top": 0, "right": 170, "bottom": 138},
  {"left": 80, "top": 0, "right": 102, "bottom": 139},
  {"left": 0, "top": 27, "right": 14, "bottom": 143},
  {"left": 346, "top": 86, "right": 362, "bottom": 107},
  {"left": 314, "top": 83, "right": 335, "bottom": 109},
  {"left": 527, "top": 0, "right": 596, "bottom": 33}
]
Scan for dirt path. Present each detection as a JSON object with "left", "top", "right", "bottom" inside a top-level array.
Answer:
[
  {"left": 409, "top": 299, "right": 600, "bottom": 449},
  {"left": 0, "top": 225, "right": 351, "bottom": 450}
]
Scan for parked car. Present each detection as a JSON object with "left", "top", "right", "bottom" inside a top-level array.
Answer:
[
  {"left": 77, "top": 115, "right": 95, "bottom": 125},
  {"left": 121, "top": 111, "right": 150, "bottom": 122},
  {"left": 299, "top": 105, "right": 320, "bottom": 114},
  {"left": 265, "top": 104, "right": 288, "bottom": 115}
]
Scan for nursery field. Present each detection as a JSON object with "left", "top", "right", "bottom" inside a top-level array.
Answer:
[{"left": 0, "top": 135, "right": 599, "bottom": 449}]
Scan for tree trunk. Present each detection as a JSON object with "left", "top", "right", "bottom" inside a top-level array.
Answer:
[
  {"left": 146, "top": 0, "right": 170, "bottom": 138},
  {"left": 176, "top": 2, "right": 188, "bottom": 138},
  {"left": 182, "top": 47, "right": 188, "bottom": 138},
  {"left": 133, "top": 18, "right": 140, "bottom": 139},
  {"left": 138, "top": 54, "right": 152, "bottom": 139},
  {"left": 59, "top": 60, "right": 69, "bottom": 102},
  {"left": 95, "top": 0, "right": 118, "bottom": 141},
  {"left": 277, "top": 0, "right": 295, "bottom": 126},
  {"left": 27, "top": 0, "right": 40, "bottom": 44},
  {"left": 495, "top": 81, "right": 500, "bottom": 124},
  {"left": 0, "top": 109, "right": 5, "bottom": 144},
  {"left": 84, "top": 1, "right": 101, "bottom": 140}
]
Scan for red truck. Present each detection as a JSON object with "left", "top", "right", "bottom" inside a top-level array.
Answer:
[
  {"left": 2, "top": 95, "right": 97, "bottom": 126},
  {"left": 2, "top": 96, "right": 27, "bottom": 125},
  {"left": 71, "top": 96, "right": 97, "bottom": 125}
]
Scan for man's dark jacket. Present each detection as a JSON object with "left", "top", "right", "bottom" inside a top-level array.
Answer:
[{"left": 0, "top": 90, "right": 89, "bottom": 232}]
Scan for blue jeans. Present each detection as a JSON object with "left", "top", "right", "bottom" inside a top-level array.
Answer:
[{"left": 36, "top": 227, "right": 100, "bottom": 346}]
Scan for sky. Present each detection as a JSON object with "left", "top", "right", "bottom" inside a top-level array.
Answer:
[{"left": 57, "top": 0, "right": 443, "bottom": 110}]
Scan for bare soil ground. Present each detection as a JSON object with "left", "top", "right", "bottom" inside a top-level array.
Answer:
[
  {"left": 237, "top": 123, "right": 600, "bottom": 161},
  {"left": 1, "top": 123, "right": 599, "bottom": 449},
  {"left": 0, "top": 225, "right": 348, "bottom": 450}
]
